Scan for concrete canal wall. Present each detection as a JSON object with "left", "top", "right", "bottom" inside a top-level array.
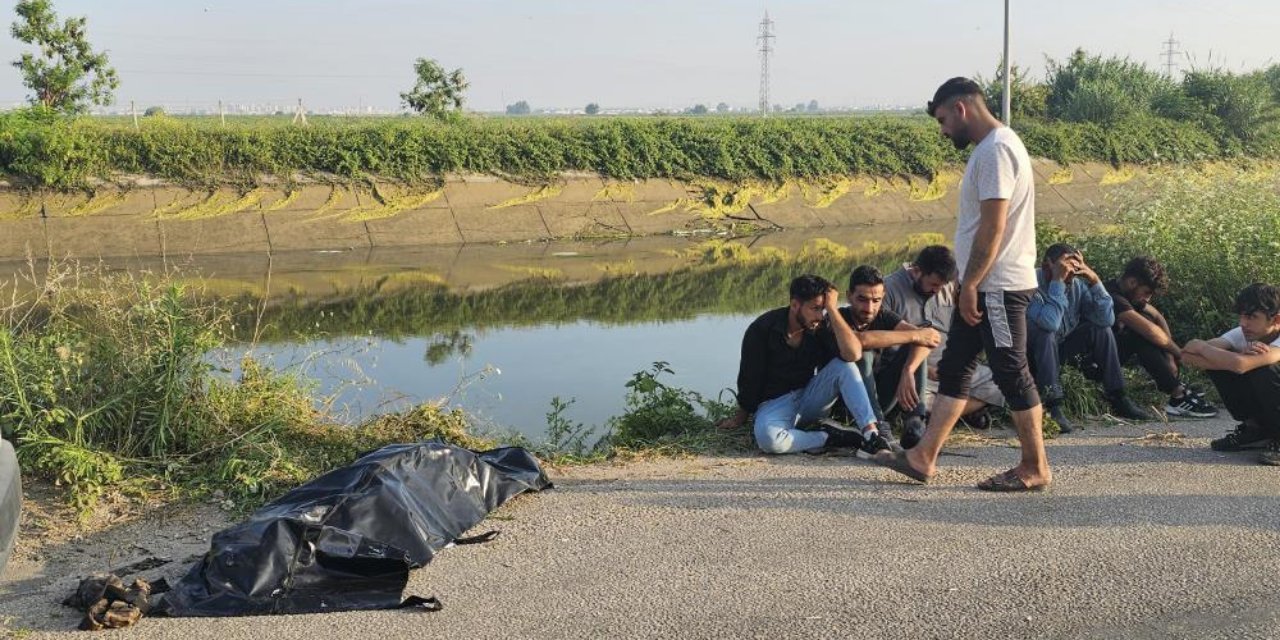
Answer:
[{"left": 0, "top": 159, "right": 1128, "bottom": 260}]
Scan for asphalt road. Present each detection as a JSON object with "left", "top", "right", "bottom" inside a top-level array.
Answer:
[{"left": 3, "top": 415, "right": 1279, "bottom": 639}]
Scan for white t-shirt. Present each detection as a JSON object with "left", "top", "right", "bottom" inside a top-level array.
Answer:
[
  {"left": 1219, "top": 327, "right": 1280, "bottom": 352},
  {"left": 953, "top": 126, "right": 1038, "bottom": 292}
]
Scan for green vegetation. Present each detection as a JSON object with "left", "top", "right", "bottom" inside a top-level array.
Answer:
[
  {"left": 399, "top": 57, "right": 468, "bottom": 121},
  {"left": 9, "top": 0, "right": 118, "bottom": 113}
]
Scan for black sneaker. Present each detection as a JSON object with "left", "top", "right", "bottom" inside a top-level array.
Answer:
[
  {"left": 1258, "top": 441, "right": 1280, "bottom": 466},
  {"left": 1107, "top": 393, "right": 1155, "bottom": 421},
  {"left": 857, "top": 431, "right": 893, "bottom": 460},
  {"left": 1046, "top": 403, "right": 1075, "bottom": 434},
  {"left": 1166, "top": 393, "right": 1218, "bottom": 418},
  {"left": 900, "top": 415, "right": 926, "bottom": 450},
  {"left": 817, "top": 419, "right": 866, "bottom": 450},
  {"left": 1211, "top": 423, "right": 1272, "bottom": 452}
]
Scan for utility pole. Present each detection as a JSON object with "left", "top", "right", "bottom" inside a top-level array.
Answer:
[
  {"left": 1001, "top": 0, "right": 1011, "bottom": 126},
  {"left": 292, "top": 98, "right": 308, "bottom": 126},
  {"left": 1162, "top": 33, "right": 1181, "bottom": 79},
  {"left": 757, "top": 12, "right": 775, "bottom": 117},
  {"left": 219, "top": 100, "right": 226, "bottom": 127},
  {"left": 131, "top": 100, "right": 138, "bottom": 130}
]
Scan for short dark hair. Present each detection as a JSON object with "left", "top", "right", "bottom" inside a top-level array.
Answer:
[
  {"left": 927, "top": 77, "right": 983, "bottom": 117},
  {"left": 1121, "top": 256, "right": 1169, "bottom": 294},
  {"left": 1233, "top": 283, "right": 1280, "bottom": 318},
  {"left": 1044, "top": 242, "right": 1078, "bottom": 263},
  {"left": 790, "top": 274, "right": 832, "bottom": 302},
  {"left": 912, "top": 245, "right": 957, "bottom": 281},
  {"left": 848, "top": 265, "right": 884, "bottom": 291}
]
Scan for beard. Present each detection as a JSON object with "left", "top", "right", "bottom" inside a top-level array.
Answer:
[
  {"left": 911, "top": 278, "right": 935, "bottom": 299},
  {"left": 948, "top": 131, "right": 970, "bottom": 150}
]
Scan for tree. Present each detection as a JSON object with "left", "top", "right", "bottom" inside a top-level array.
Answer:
[
  {"left": 505, "top": 100, "right": 531, "bottom": 115},
  {"left": 977, "top": 58, "right": 1049, "bottom": 120},
  {"left": 143, "top": 105, "right": 165, "bottom": 117},
  {"left": 10, "top": 0, "right": 118, "bottom": 113},
  {"left": 715, "top": 102, "right": 729, "bottom": 113},
  {"left": 585, "top": 102, "right": 599, "bottom": 115},
  {"left": 688, "top": 103, "right": 708, "bottom": 114},
  {"left": 807, "top": 99, "right": 820, "bottom": 112},
  {"left": 400, "top": 57, "right": 467, "bottom": 119}
]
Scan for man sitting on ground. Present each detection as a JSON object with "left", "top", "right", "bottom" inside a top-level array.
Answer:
[
  {"left": 717, "top": 274, "right": 888, "bottom": 458},
  {"left": 1106, "top": 256, "right": 1217, "bottom": 418},
  {"left": 1027, "top": 244, "right": 1152, "bottom": 432},
  {"left": 841, "top": 265, "right": 941, "bottom": 447},
  {"left": 882, "top": 245, "right": 1007, "bottom": 448},
  {"left": 1182, "top": 283, "right": 1280, "bottom": 465}
]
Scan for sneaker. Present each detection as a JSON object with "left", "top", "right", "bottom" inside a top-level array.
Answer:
[
  {"left": 959, "top": 407, "right": 991, "bottom": 430},
  {"left": 856, "top": 431, "right": 893, "bottom": 460},
  {"left": 1259, "top": 441, "right": 1280, "bottom": 466},
  {"left": 1166, "top": 393, "right": 1218, "bottom": 418},
  {"left": 900, "top": 415, "right": 927, "bottom": 450},
  {"left": 817, "top": 419, "right": 866, "bottom": 450},
  {"left": 1107, "top": 393, "right": 1155, "bottom": 421},
  {"left": 1046, "top": 403, "right": 1075, "bottom": 434},
  {"left": 1211, "top": 422, "right": 1272, "bottom": 452}
]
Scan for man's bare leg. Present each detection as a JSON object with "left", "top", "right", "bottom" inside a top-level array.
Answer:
[
  {"left": 903, "top": 394, "right": 967, "bottom": 477},
  {"left": 1007, "top": 404, "right": 1051, "bottom": 486}
]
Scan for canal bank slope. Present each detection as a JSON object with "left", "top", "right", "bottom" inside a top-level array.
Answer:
[{"left": 0, "top": 159, "right": 1132, "bottom": 260}]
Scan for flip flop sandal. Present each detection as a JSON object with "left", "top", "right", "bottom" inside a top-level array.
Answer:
[
  {"left": 977, "top": 469, "right": 1049, "bottom": 492},
  {"left": 877, "top": 450, "right": 931, "bottom": 483}
]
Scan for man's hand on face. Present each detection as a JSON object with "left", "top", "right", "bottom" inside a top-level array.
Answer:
[
  {"left": 1050, "top": 253, "right": 1075, "bottom": 282},
  {"left": 1073, "top": 255, "right": 1101, "bottom": 285}
]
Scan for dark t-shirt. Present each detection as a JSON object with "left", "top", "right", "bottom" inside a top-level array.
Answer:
[
  {"left": 839, "top": 306, "right": 903, "bottom": 335},
  {"left": 735, "top": 307, "right": 841, "bottom": 412},
  {"left": 1104, "top": 278, "right": 1145, "bottom": 332}
]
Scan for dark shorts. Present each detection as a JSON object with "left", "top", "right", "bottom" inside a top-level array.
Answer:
[{"left": 937, "top": 289, "right": 1041, "bottom": 412}]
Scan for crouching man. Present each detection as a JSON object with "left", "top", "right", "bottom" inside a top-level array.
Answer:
[
  {"left": 717, "top": 274, "right": 888, "bottom": 457},
  {"left": 1181, "top": 283, "right": 1280, "bottom": 465}
]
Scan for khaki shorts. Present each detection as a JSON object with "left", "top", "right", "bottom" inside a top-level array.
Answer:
[{"left": 924, "top": 362, "right": 1005, "bottom": 409}]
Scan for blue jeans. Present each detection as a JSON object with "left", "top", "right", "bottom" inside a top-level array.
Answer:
[
  {"left": 856, "top": 349, "right": 928, "bottom": 423},
  {"left": 753, "top": 358, "right": 879, "bottom": 454}
]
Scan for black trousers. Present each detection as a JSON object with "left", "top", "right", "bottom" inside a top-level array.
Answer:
[
  {"left": 938, "top": 289, "right": 1040, "bottom": 412},
  {"left": 1028, "top": 323, "right": 1125, "bottom": 402},
  {"left": 1115, "top": 326, "right": 1181, "bottom": 395},
  {"left": 1207, "top": 365, "right": 1280, "bottom": 437}
]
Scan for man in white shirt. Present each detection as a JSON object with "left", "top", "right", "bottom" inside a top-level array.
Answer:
[
  {"left": 1182, "top": 283, "right": 1280, "bottom": 465},
  {"left": 879, "top": 77, "right": 1050, "bottom": 491}
]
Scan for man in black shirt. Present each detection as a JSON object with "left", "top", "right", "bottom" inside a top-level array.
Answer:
[
  {"left": 717, "top": 275, "right": 884, "bottom": 456},
  {"left": 841, "top": 265, "right": 940, "bottom": 452},
  {"left": 1106, "top": 256, "right": 1216, "bottom": 418}
]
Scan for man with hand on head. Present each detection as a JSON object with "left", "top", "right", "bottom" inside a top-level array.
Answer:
[{"left": 718, "top": 275, "right": 886, "bottom": 458}]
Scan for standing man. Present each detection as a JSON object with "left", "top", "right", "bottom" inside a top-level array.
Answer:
[
  {"left": 879, "top": 77, "right": 1049, "bottom": 491},
  {"left": 1026, "top": 243, "right": 1153, "bottom": 432},
  {"left": 841, "top": 265, "right": 941, "bottom": 449},
  {"left": 882, "top": 245, "right": 1007, "bottom": 448},
  {"left": 717, "top": 275, "right": 886, "bottom": 457}
]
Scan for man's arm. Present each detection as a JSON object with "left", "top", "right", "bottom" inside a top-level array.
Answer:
[
  {"left": 825, "top": 287, "right": 862, "bottom": 362},
  {"left": 1115, "top": 307, "right": 1180, "bottom": 356},
  {"left": 1183, "top": 339, "right": 1280, "bottom": 373},
  {"left": 857, "top": 320, "right": 941, "bottom": 350},
  {"left": 958, "top": 199, "right": 1008, "bottom": 326},
  {"left": 1027, "top": 281, "right": 1068, "bottom": 333},
  {"left": 896, "top": 341, "right": 932, "bottom": 411}
]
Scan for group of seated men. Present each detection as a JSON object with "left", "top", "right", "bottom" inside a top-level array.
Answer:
[{"left": 718, "top": 244, "right": 1280, "bottom": 467}]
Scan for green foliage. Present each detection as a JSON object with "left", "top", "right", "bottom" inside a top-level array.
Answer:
[
  {"left": 585, "top": 103, "right": 600, "bottom": 116},
  {"left": 606, "top": 362, "right": 737, "bottom": 453},
  {"left": 1181, "top": 69, "right": 1280, "bottom": 151},
  {"left": 978, "top": 59, "right": 1049, "bottom": 120},
  {"left": 143, "top": 106, "right": 165, "bottom": 117},
  {"left": 506, "top": 100, "right": 531, "bottom": 115},
  {"left": 1075, "top": 169, "right": 1280, "bottom": 344},
  {"left": 10, "top": 0, "right": 118, "bottom": 113},
  {"left": 400, "top": 57, "right": 468, "bottom": 120},
  {"left": 1045, "top": 48, "right": 1176, "bottom": 125}
]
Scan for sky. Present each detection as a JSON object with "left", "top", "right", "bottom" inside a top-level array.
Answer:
[{"left": 0, "top": 0, "right": 1277, "bottom": 113}]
